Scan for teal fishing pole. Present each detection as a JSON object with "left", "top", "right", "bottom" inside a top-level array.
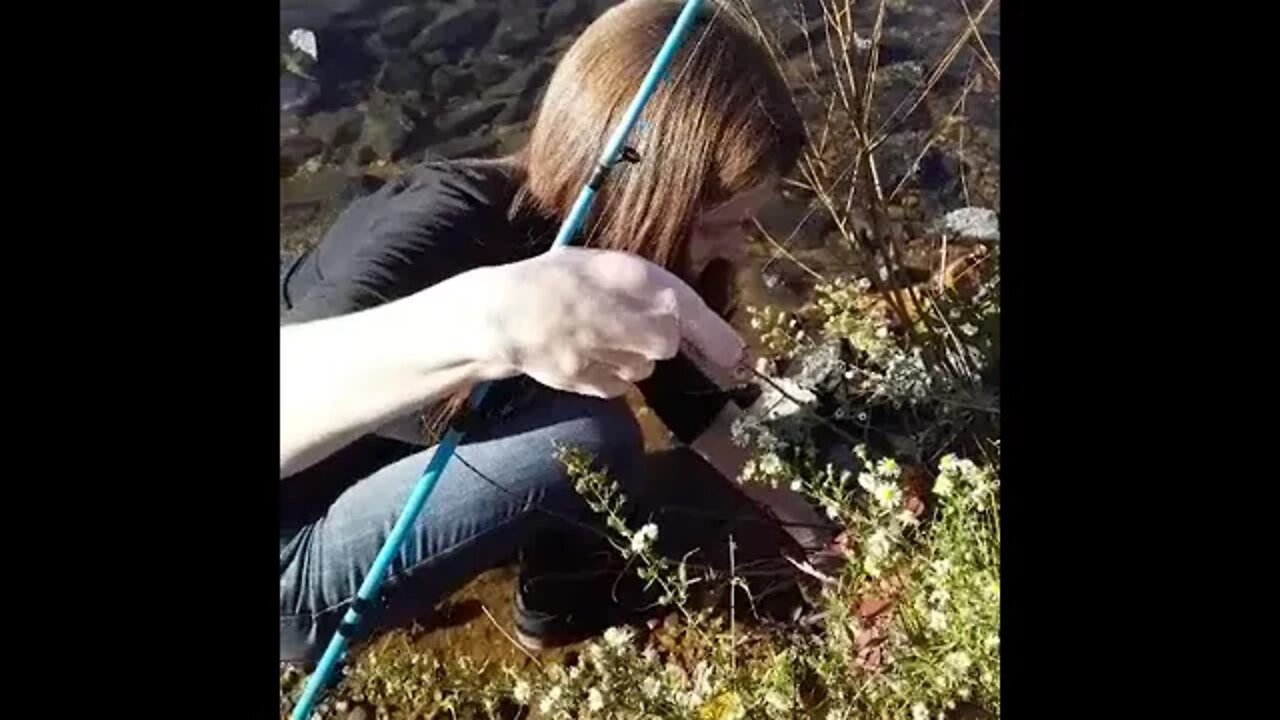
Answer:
[{"left": 289, "top": 1, "right": 707, "bottom": 716}]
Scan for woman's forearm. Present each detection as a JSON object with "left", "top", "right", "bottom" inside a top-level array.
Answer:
[
  {"left": 279, "top": 248, "right": 748, "bottom": 479},
  {"left": 280, "top": 273, "right": 501, "bottom": 478}
]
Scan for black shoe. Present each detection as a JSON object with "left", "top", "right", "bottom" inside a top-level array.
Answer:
[{"left": 513, "top": 566, "right": 662, "bottom": 650}]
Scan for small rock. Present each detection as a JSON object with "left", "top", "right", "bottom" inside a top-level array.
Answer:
[
  {"left": 874, "top": 40, "right": 918, "bottom": 65},
  {"left": 359, "top": 95, "right": 418, "bottom": 161},
  {"left": 410, "top": 3, "right": 500, "bottom": 55},
  {"left": 473, "top": 55, "right": 517, "bottom": 87},
  {"left": 543, "top": 0, "right": 587, "bottom": 33},
  {"left": 789, "top": 339, "right": 845, "bottom": 393},
  {"left": 421, "top": 49, "right": 448, "bottom": 69},
  {"left": 492, "top": 16, "right": 542, "bottom": 54},
  {"left": 431, "top": 65, "right": 471, "bottom": 99},
  {"left": 280, "top": 71, "right": 320, "bottom": 114},
  {"left": 379, "top": 5, "right": 437, "bottom": 46},
  {"left": 489, "top": 59, "right": 553, "bottom": 99},
  {"left": 305, "top": 107, "right": 363, "bottom": 148},
  {"left": 939, "top": 207, "right": 999, "bottom": 242},
  {"left": 363, "top": 32, "right": 405, "bottom": 62},
  {"left": 433, "top": 98, "right": 507, "bottom": 138},
  {"left": 917, "top": 148, "right": 960, "bottom": 194},
  {"left": 280, "top": 111, "right": 302, "bottom": 139},
  {"left": 425, "top": 133, "right": 499, "bottom": 159},
  {"left": 347, "top": 705, "right": 371, "bottom": 720},
  {"left": 874, "top": 62, "right": 932, "bottom": 132},
  {"left": 280, "top": 135, "right": 324, "bottom": 175},
  {"left": 375, "top": 57, "right": 429, "bottom": 93}
]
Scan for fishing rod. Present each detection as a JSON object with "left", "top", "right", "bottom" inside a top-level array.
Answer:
[{"left": 288, "top": 1, "right": 708, "bottom": 717}]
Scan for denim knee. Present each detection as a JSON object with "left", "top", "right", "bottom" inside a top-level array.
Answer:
[{"left": 279, "top": 391, "right": 645, "bottom": 664}]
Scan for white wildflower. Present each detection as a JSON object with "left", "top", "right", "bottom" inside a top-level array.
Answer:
[
  {"left": 512, "top": 679, "right": 531, "bottom": 705},
  {"left": 867, "top": 529, "right": 892, "bottom": 560},
  {"left": 875, "top": 458, "right": 901, "bottom": 478},
  {"left": 826, "top": 504, "right": 840, "bottom": 520},
  {"left": 790, "top": 479, "right": 803, "bottom": 491},
  {"left": 960, "top": 323, "right": 979, "bottom": 337},
  {"left": 897, "top": 509, "right": 920, "bottom": 526},
  {"left": 857, "top": 472, "right": 878, "bottom": 492},
  {"left": 630, "top": 523, "right": 659, "bottom": 553},
  {"left": 760, "top": 453, "right": 784, "bottom": 476},
  {"left": 764, "top": 689, "right": 791, "bottom": 711},
  {"left": 938, "top": 454, "right": 958, "bottom": 473},
  {"left": 933, "top": 472, "right": 954, "bottom": 497},
  {"left": 912, "top": 702, "right": 930, "bottom": 720},
  {"left": 929, "top": 588, "right": 950, "bottom": 606},
  {"left": 985, "top": 634, "right": 1000, "bottom": 650},
  {"left": 641, "top": 676, "right": 661, "bottom": 699},
  {"left": 587, "top": 687, "right": 605, "bottom": 712},
  {"left": 969, "top": 477, "right": 992, "bottom": 502},
  {"left": 928, "top": 609, "right": 948, "bottom": 632},
  {"left": 642, "top": 646, "right": 658, "bottom": 664},
  {"left": 603, "top": 626, "right": 633, "bottom": 649},
  {"left": 946, "top": 651, "right": 972, "bottom": 674},
  {"left": 874, "top": 483, "right": 902, "bottom": 509},
  {"left": 931, "top": 559, "right": 952, "bottom": 577},
  {"left": 875, "top": 326, "right": 889, "bottom": 339},
  {"left": 539, "top": 685, "right": 563, "bottom": 714}
]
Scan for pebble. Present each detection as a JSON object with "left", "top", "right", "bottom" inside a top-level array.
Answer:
[
  {"left": 940, "top": 207, "right": 999, "bottom": 242},
  {"left": 305, "top": 107, "right": 364, "bottom": 149},
  {"left": 543, "top": 0, "right": 587, "bottom": 33}
]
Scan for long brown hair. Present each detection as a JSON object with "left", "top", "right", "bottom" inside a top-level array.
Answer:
[
  {"left": 516, "top": 0, "right": 804, "bottom": 285},
  {"left": 423, "top": 0, "right": 805, "bottom": 440}
]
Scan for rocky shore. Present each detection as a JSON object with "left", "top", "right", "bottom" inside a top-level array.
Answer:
[{"left": 280, "top": 1, "right": 998, "bottom": 285}]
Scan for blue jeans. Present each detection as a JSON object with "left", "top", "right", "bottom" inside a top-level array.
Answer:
[{"left": 279, "top": 388, "right": 644, "bottom": 664}]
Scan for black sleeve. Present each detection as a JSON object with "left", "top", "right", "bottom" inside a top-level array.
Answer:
[
  {"left": 280, "top": 163, "right": 516, "bottom": 449},
  {"left": 281, "top": 164, "right": 510, "bottom": 325},
  {"left": 635, "top": 353, "right": 736, "bottom": 445}
]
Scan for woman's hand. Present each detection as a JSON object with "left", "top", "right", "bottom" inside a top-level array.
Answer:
[{"left": 458, "top": 247, "right": 745, "bottom": 398}]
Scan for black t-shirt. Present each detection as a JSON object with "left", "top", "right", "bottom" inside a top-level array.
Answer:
[{"left": 281, "top": 158, "right": 737, "bottom": 451}]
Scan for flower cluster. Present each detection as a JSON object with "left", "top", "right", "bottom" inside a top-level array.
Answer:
[{"left": 747, "top": 305, "right": 806, "bottom": 360}]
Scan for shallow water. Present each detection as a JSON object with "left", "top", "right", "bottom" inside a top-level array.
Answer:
[{"left": 280, "top": 0, "right": 998, "bottom": 315}]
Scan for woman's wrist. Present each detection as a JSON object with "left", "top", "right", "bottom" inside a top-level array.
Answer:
[{"left": 396, "top": 264, "right": 519, "bottom": 383}]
